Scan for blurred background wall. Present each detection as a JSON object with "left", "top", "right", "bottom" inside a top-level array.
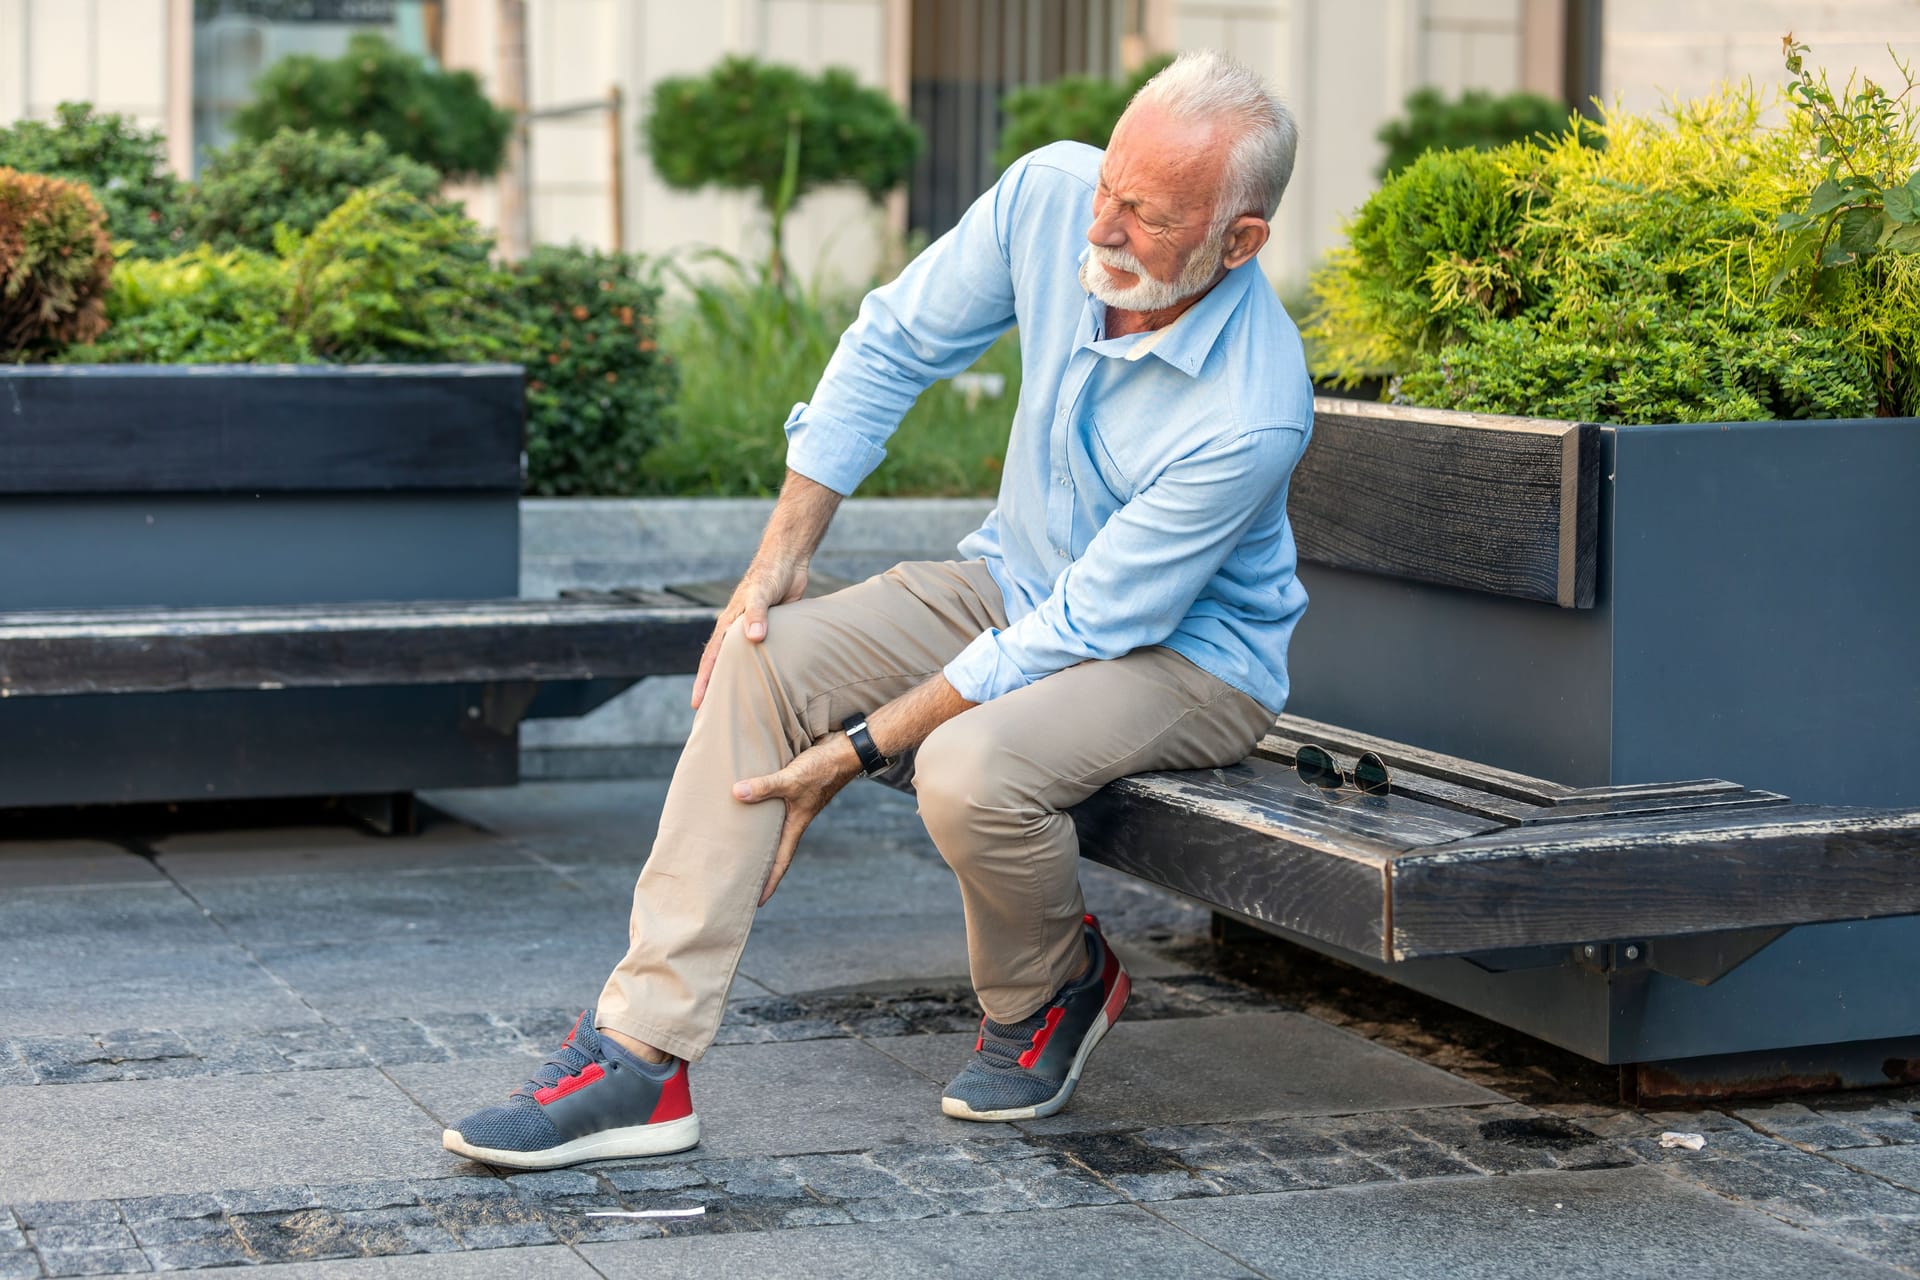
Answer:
[{"left": 3, "top": 0, "right": 1917, "bottom": 292}]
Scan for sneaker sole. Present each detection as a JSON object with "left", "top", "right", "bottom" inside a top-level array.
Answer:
[
  {"left": 941, "top": 967, "right": 1132, "bottom": 1123},
  {"left": 442, "top": 1112, "right": 700, "bottom": 1170}
]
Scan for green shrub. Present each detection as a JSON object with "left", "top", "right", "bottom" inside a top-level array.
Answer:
[
  {"left": 992, "top": 55, "right": 1173, "bottom": 169},
  {"left": 281, "top": 183, "right": 519, "bottom": 362},
  {"left": 0, "top": 103, "right": 186, "bottom": 258},
  {"left": 76, "top": 246, "right": 295, "bottom": 363},
  {"left": 0, "top": 167, "right": 114, "bottom": 358},
  {"left": 187, "top": 128, "right": 444, "bottom": 252},
  {"left": 641, "top": 252, "right": 1016, "bottom": 497},
  {"left": 644, "top": 57, "right": 920, "bottom": 275},
  {"left": 1375, "top": 86, "right": 1580, "bottom": 180},
  {"left": 235, "top": 33, "right": 512, "bottom": 180},
  {"left": 497, "top": 245, "right": 678, "bottom": 497},
  {"left": 75, "top": 181, "right": 518, "bottom": 366},
  {"left": 1308, "top": 43, "right": 1918, "bottom": 422}
]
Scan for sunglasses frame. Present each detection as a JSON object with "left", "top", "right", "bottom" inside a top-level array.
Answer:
[{"left": 1294, "top": 744, "right": 1392, "bottom": 801}]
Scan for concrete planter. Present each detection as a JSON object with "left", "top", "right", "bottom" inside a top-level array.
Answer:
[
  {"left": 518, "top": 496, "right": 994, "bottom": 778},
  {"left": 1283, "top": 412, "right": 1920, "bottom": 810},
  {"left": 0, "top": 364, "right": 525, "bottom": 806}
]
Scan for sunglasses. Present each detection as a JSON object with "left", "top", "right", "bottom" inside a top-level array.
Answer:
[{"left": 1295, "top": 744, "right": 1392, "bottom": 801}]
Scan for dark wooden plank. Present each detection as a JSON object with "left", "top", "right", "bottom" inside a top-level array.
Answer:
[
  {"left": 663, "top": 573, "right": 857, "bottom": 607},
  {"left": 1073, "top": 757, "right": 1509, "bottom": 960},
  {"left": 0, "top": 365, "right": 524, "bottom": 495},
  {"left": 1073, "top": 769, "right": 1396, "bottom": 958},
  {"left": 1519, "top": 789, "right": 1790, "bottom": 826},
  {"left": 1270, "top": 714, "right": 1576, "bottom": 804},
  {"left": 0, "top": 599, "right": 716, "bottom": 696},
  {"left": 1387, "top": 803, "right": 1920, "bottom": 958},
  {"left": 1292, "top": 398, "right": 1598, "bottom": 607}
]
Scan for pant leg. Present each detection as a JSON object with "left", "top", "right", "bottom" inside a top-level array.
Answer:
[
  {"left": 912, "top": 647, "right": 1275, "bottom": 1024},
  {"left": 595, "top": 559, "right": 1008, "bottom": 1062}
]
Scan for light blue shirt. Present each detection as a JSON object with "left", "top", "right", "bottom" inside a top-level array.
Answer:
[{"left": 784, "top": 141, "right": 1313, "bottom": 714}]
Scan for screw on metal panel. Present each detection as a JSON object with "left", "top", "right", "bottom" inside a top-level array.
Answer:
[
  {"left": 1624, "top": 945, "right": 1641, "bottom": 960},
  {"left": 467, "top": 706, "right": 481, "bottom": 719},
  {"left": 1583, "top": 945, "right": 1596, "bottom": 959}
]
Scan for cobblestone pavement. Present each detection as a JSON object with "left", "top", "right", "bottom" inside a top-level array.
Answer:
[{"left": 4, "top": 780, "right": 1919, "bottom": 1278}]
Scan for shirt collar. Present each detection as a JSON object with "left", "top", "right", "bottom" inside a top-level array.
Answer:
[{"left": 1076, "top": 248, "right": 1258, "bottom": 379}]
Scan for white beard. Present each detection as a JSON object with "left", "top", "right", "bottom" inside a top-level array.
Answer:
[{"left": 1080, "top": 240, "right": 1225, "bottom": 313}]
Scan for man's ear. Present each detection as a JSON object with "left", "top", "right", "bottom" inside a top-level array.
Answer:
[{"left": 1222, "top": 215, "right": 1270, "bottom": 269}]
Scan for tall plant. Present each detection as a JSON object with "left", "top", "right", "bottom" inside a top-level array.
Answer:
[
  {"left": 0, "top": 103, "right": 186, "bottom": 258},
  {"left": 644, "top": 57, "right": 920, "bottom": 281}
]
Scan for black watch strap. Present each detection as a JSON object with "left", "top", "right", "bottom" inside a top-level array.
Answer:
[{"left": 841, "top": 714, "right": 891, "bottom": 778}]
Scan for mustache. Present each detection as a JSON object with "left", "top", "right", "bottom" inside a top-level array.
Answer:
[{"left": 1086, "top": 244, "right": 1150, "bottom": 275}]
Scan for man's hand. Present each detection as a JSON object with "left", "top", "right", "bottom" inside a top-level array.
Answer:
[
  {"left": 690, "top": 470, "right": 843, "bottom": 710},
  {"left": 734, "top": 733, "right": 863, "bottom": 905},
  {"left": 691, "top": 560, "right": 808, "bottom": 709}
]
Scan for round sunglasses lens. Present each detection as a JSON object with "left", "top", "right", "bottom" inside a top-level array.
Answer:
[
  {"left": 1296, "top": 745, "right": 1341, "bottom": 789},
  {"left": 1354, "top": 752, "right": 1391, "bottom": 795}
]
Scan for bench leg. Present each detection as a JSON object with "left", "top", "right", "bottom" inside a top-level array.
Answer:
[
  {"left": 1210, "top": 911, "right": 1272, "bottom": 947},
  {"left": 343, "top": 792, "right": 419, "bottom": 837}
]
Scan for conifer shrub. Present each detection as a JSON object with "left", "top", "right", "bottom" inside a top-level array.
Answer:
[
  {"left": 0, "top": 167, "right": 114, "bottom": 359},
  {"left": 187, "top": 128, "right": 444, "bottom": 252},
  {"left": 235, "top": 33, "right": 512, "bottom": 180}
]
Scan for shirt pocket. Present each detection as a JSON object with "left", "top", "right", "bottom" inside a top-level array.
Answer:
[{"left": 1084, "top": 417, "right": 1142, "bottom": 502}]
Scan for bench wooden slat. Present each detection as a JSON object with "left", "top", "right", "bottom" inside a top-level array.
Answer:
[
  {"left": 1290, "top": 399, "right": 1600, "bottom": 608},
  {"left": 1270, "top": 714, "right": 1576, "bottom": 804},
  {"left": 0, "top": 599, "right": 716, "bottom": 697},
  {"left": 1389, "top": 804, "right": 1920, "bottom": 958}
]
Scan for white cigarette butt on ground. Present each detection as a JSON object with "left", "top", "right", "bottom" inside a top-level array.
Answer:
[
  {"left": 584, "top": 1208, "right": 707, "bottom": 1219},
  {"left": 1659, "top": 1132, "right": 1707, "bottom": 1151}
]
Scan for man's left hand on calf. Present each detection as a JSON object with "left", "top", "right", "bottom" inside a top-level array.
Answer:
[{"left": 734, "top": 733, "right": 863, "bottom": 905}]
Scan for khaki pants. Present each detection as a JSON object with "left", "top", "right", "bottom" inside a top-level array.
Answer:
[{"left": 595, "top": 560, "right": 1275, "bottom": 1061}]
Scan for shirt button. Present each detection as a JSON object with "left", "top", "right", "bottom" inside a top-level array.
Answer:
[
  {"left": 1057, "top": 548, "right": 1069, "bottom": 559},
  {"left": 1058, "top": 477, "right": 1068, "bottom": 487}
]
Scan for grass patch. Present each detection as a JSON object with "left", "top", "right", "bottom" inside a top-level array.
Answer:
[{"left": 641, "top": 252, "right": 1016, "bottom": 497}]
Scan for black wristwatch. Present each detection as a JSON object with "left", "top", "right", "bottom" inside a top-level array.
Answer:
[{"left": 841, "top": 713, "right": 893, "bottom": 778}]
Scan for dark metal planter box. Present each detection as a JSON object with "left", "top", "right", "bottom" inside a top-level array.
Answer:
[
  {"left": 0, "top": 364, "right": 526, "bottom": 808},
  {"left": 1263, "top": 399, "right": 1920, "bottom": 1093}
]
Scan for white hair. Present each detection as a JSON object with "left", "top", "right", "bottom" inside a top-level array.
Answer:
[{"left": 1125, "top": 50, "right": 1298, "bottom": 233}]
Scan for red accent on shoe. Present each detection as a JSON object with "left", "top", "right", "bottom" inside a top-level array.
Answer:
[
  {"left": 1084, "top": 913, "right": 1100, "bottom": 929},
  {"left": 533, "top": 1061, "right": 604, "bottom": 1105},
  {"left": 1102, "top": 968, "right": 1132, "bottom": 1024},
  {"left": 974, "top": 1026, "right": 985, "bottom": 1052},
  {"left": 1017, "top": 1007, "right": 1067, "bottom": 1069},
  {"left": 563, "top": 1011, "right": 586, "bottom": 1047},
  {"left": 648, "top": 1062, "right": 694, "bottom": 1123}
]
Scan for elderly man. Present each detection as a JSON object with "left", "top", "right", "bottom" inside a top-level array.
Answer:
[{"left": 444, "top": 49, "right": 1310, "bottom": 1169}]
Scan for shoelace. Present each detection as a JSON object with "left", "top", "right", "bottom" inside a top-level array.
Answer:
[
  {"left": 974, "top": 1010, "right": 1050, "bottom": 1072},
  {"left": 512, "top": 1038, "right": 603, "bottom": 1099}
]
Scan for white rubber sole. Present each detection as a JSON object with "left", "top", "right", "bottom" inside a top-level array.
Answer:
[
  {"left": 942, "top": 972, "right": 1131, "bottom": 1123},
  {"left": 442, "top": 1112, "right": 700, "bottom": 1170}
]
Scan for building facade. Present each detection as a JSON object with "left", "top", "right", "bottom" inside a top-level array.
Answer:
[{"left": 3, "top": 0, "right": 1917, "bottom": 291}]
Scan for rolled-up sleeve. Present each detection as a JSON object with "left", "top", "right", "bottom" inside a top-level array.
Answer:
[
  {"left": 783, "top": 159, "right": 1029, "bottom": 496},
  {"left": 942, "top": 426, "right": 1306, "bottom": 703}
]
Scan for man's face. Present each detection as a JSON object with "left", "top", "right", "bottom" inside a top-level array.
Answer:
[{"left": 1081, "top": 104, "right": 1232, "bottom": 313}]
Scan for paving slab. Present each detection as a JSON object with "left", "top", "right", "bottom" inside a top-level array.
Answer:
[
  {"left": 1156, "top": 1165, "right": 1904, "bottom": 1279},
  {"left": 875, "top": 1013, "right": 1498, "bottom": 1133},
  {"left": 156, "top": 824, "right": 538, "bottom": 881},
  {"left": 582, "top": 1202, "right": 1257, "bottom": 1278},
  {"left": 0, "top": 841, "right": 162, "bottom": 889},
  {"left": 736, "top": 912, "right": 974, "bottom": 995},
  {"left": 0, "top": 937, "right": 318, "bottom": 1038},
  {"left": 423, "top": 780, "right": 670, "bottom": 864},
  {"left": 252, "top": 934, "right": 629, "bottom": 1022},
  {"left": 1838, "top": 1145, "right": 1920, "bottom": 1193},
  {"left": 0, "top": 1069, "right": 461, "bottom": 1202},
  {"left": 179, "top": 867, "right": 628, "bottom": 949},
  {"left": 221, "top": 1247, "right": 601, "bottom": 1278},
  {"left": 392, "top": 1038, "right": 964, "bottom": 1160},
  {"left": 0, "top": 884, "right": 224, "bottom": 951}
]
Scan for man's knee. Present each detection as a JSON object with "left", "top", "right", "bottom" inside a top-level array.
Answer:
[{"left": 914, "top": 716, "right": 1032, "bottom": 857}]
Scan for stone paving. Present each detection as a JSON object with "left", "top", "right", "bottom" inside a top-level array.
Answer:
[{"left": 3, "top": 779, "right": 1920, "bottom": 1278}]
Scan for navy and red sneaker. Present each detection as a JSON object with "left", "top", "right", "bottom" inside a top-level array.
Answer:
[
  {"left": 941, "top": 914, "right": 1131, "bottom": 1122},
  {"left": 442, "top": 1010, "right": 699, "bottom": 1169}
]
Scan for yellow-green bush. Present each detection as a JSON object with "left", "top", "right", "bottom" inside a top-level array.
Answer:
[{"left": 1308, "top": 44, "right": 1919, "bottom": 422}]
